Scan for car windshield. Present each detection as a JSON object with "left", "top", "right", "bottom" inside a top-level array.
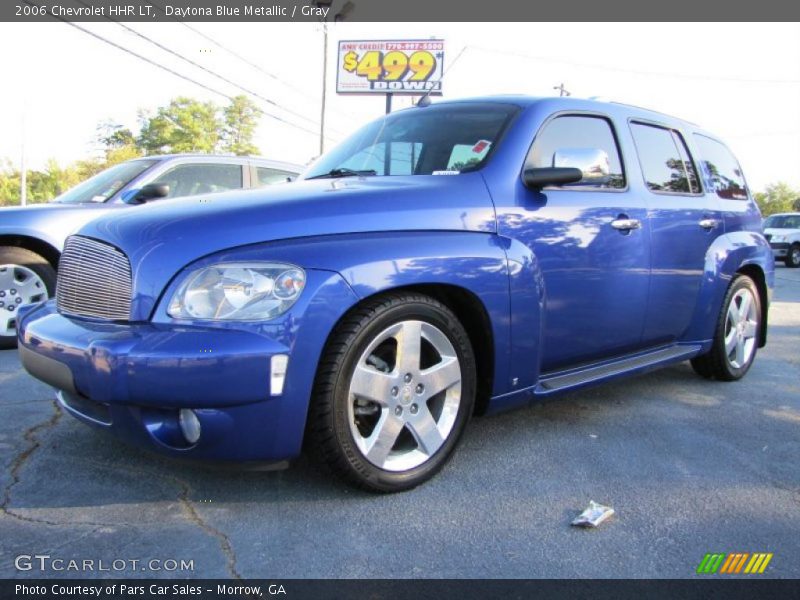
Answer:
[
  {"left": 764, "top": 215, "right": 800, "bottom": 229},
  {"left": 53, "top": 159, "right": 158, "bottom": 204},
  {"left": 304, "top": 103, "right": 519, "bottom": 179}
]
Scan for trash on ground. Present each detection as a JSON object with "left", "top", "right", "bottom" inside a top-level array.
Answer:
[{"left": 571, "top": 501, "right": 615, "bottom": 528}]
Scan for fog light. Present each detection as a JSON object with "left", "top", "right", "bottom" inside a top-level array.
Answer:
[
  {"left": 178, "top": 409, "right": 201, "bottom": 445},
  {"left": 271, "top": 354, "right": 289, "bottom": 396}
]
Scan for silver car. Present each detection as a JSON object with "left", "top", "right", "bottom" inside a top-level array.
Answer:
[{"left": 0, "top": 154, "right": 302, "bottom": 347}]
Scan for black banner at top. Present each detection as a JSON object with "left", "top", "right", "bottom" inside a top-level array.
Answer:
[{"left": 4, "top": 0, "right": 800, "bottom": 22}]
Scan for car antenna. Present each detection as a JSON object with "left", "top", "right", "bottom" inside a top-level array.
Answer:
[{"left": 416, "top": 45, "right": 468, "bottom": 108}]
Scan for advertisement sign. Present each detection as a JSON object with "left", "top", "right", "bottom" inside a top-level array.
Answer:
[{"left": 336, "top": 39, "right": 445, "bottom": 95}]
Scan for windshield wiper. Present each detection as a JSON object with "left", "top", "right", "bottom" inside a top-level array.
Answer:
[{"left": 306, "top": 168, "right": 377, "bottom": 180}]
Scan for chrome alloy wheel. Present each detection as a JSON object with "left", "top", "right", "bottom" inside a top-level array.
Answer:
[
  {"left": 0, "top": 264, "right": 47, "bottom": 337},
  {"left": 724, "top": 287, "right": 759, "bottom": 370},
  {"left": 347, "top": 320, "right": 462, "bottom": 472}
]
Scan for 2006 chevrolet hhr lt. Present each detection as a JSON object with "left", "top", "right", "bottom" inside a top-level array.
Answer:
[{"left": 18, "top": 97, "right": 774, "bottom": 492}]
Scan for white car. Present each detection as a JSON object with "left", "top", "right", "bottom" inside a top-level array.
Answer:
[{"left": 763, "top": 212, "right": 800, "bottom": 267}]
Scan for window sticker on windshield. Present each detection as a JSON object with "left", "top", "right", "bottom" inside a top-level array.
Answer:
[
  {"left": 472, "top": 140, "right": 491, "bottom": 154},
  {"left": 432, "top": 170, "right": 460, "bottom": 175}
]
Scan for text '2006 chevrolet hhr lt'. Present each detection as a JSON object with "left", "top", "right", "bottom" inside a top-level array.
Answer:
[{"left": 18, "top": 97, "right": 774, "bottom": 492}]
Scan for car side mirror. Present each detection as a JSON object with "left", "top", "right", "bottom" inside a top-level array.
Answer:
[
  {"left": 130, "top": 183, "right": 170, "bottom": 204},
  {"left": 553, "top": 147, "right": 610, "bottom": 182},
  {"left": 523, "top": 167, "right": 583, "bottom": 190}
]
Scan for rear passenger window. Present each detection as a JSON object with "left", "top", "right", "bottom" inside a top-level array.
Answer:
[
  {"left": 630, "top": 123, "right": 700, "bottom": 194},
  {"left": 527, "top": 115, "right": 625, "bottom": 189},
  {"left": 255, "top": 167, "right": 295, "bottom": 186},
  {"left": 693, "top": 135, "right": 748, "bottom": 200}
]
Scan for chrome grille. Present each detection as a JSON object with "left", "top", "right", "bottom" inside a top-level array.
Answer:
[{"left": 56, "top": 236, "right": 132, "bottom": 321}]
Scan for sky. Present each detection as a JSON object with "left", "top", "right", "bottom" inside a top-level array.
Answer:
[{"left": 0, "top": 21, "right": 798, "bottom": 191}]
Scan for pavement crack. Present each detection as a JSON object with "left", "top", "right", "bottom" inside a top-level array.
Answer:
[
  {"left": 173, "top": 476, "right": 243, "bottom": 581},
  {"left": 1, "top": 399, "right": 62, "bottom": 525}
]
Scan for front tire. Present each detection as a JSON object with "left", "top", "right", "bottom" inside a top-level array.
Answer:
[
  {"left": 0, "top": 247, "right": 56, "bottom": 349},
  {"left": 784, "top": 243, "right": 800, "bottom": 268},
  {"left": 691, "top": 274, "right": 761, "bottom": 381},
  {"left": 307, "top": 292, "right": 476, "bottom": 493}
]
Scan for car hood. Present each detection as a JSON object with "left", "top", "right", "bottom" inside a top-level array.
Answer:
[
  {"left": 76, "top": 174, "right": 496, "bottom": 319},
  {"left": 0, "top": 202, "right": 120, "bottom": 251}
]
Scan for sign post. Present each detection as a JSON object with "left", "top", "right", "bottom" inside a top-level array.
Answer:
[{"left": 336, "top": 39, "right": 445, "bottom": 113}]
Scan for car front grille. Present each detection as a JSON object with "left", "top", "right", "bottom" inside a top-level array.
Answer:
[{"left": 56, "top": 236, "right": 132, "bottom": 321}]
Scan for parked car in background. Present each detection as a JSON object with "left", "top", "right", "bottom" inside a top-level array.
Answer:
[
  {"left": 17, "top": 97, "right": 773, "bottom": 492},
  {"left": 0, "top": 155, "right": 301, "bottom": 347},
  {"left": 763, "top": 212, "right": 800, "bottom": 267}
]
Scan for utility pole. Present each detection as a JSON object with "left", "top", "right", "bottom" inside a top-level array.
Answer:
[
  {"left": 553, "top": 83, "right": 571, "bottom": 97},
  {"left": 319, "top": 20, "right": 328, "bottom": 155},
  {"left": 20, "top": 111, "right": 27, "bottom": 207},
  {"left": 314, "top": 1, "right": 354, "bottom": 156}
]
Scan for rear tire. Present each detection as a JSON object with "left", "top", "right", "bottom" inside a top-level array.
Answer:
[
  {"left": 306, "top": 292, "right": 476, "bottom": 493},
  {"left": 690, "top": 274, "right": 761, "bottom": 381},
  {"left": 0, "top": 247, "right": 56, "bottom": 349},
  {"left": 784, "top": 243, "right": 800, "bottom": 268}
]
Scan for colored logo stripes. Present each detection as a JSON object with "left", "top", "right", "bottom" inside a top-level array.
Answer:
[{"left": 697, "top": 552, "right": 773, "bottom": 574}]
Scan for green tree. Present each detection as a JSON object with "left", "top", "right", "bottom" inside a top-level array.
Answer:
[
  {"left": 0, "top": 159, "right": 21, "bottom": 206},
  {"left": 97, "top": 120, "right": 136, "bottom": 150},
  {"left": 754, "top": 182, "right": 799, "bottom": 217},
  {"left": 221, "top": 95, "right": 261, "bottom": 156},
  {"left": 138, "top": 97, "right": 221, "bottom": 154},
  {"left": 96, "top": 120, "right": 142, "bottom": 166}
]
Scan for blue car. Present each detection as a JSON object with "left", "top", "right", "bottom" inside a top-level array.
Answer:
[
  {"left": 17, "top": 97, "right": 773, "bottom": 492},
  {"left": 0, "top": 155, "right": 301, "bottom": 347}
]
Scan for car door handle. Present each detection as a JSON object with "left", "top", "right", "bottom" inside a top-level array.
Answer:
[
  {"left": 699, "top": 218, "right": 719, "bottom": 230},
  {"left": 610, "top": 218, "right": 641, "bottom": 231}
]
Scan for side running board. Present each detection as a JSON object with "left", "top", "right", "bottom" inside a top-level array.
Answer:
[{"left": 537, "top": 345, "right": 702, "bottom": 394}]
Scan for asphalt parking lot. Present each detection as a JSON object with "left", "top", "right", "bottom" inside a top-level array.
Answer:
[{"left": 1, "top": 269, "right": 798, "bottom": 580}]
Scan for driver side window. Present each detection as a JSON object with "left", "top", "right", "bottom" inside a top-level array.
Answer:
[{"left": 527, "top": 115, "right": 626, "bottom": 189}]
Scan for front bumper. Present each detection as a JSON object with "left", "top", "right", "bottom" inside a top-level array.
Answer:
[
  {"left": 17, "top": 270, "right": 358, "bottom": 462},
  {"left": 769, "top": 242, "right": 789, "bottom": 258}
]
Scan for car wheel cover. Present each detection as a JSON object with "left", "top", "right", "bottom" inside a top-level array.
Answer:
[
  {"left": 347, "top": 319, "right": 462, "bottom": 472},
  {"left": 724, "top": 287, "right": 758, "bottom": 370},
  {"left": 0, "top": 264, "right": 48, "bottom": 337}
]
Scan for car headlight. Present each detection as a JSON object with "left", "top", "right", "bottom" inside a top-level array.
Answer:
[
  {"left": 771, "top": 235, "right": 785, "bottom": 242},
  {"left": 167, "top": 262, "right": 306, "bottom": 321}
]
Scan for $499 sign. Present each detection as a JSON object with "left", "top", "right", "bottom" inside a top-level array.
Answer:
[{"left": 336, "top": 39, "right": 445, "bottom": 95}]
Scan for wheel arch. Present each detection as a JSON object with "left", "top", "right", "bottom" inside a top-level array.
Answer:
[
  {"left": 685, "top": 231, "right": 774, "bottom": 346},
  {"left": 0, "top": 234, "right": 61, "bottom": 270},
  {"left": 337, "top": 283, "right": 496, "bottom": 416},
  {"left": 737, "top": 262, "right": 769, "bottom": 347}
]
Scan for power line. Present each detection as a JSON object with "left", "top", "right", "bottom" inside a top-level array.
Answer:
[
  {"left": 73, "top": 0, "right": 340, "bottom": 135},
  {"left": 25, "top": 1, "right": 325, "bottom": 139},
  {"left": 66, "top": 21, "right": 319, "bottom": 137},
  {"left": 469, "top": 45, "right": 800, "bottom": 85},
  {"left": 147, "top": 0, "right": 358, "bottom": 122}
]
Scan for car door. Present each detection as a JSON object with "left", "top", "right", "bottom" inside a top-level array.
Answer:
[
  {"left": 629, "top": 122, "right": 722, "bottom": 346},
  {"left": 497, "top": 113, "right": 651, "bottom": 372}
]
